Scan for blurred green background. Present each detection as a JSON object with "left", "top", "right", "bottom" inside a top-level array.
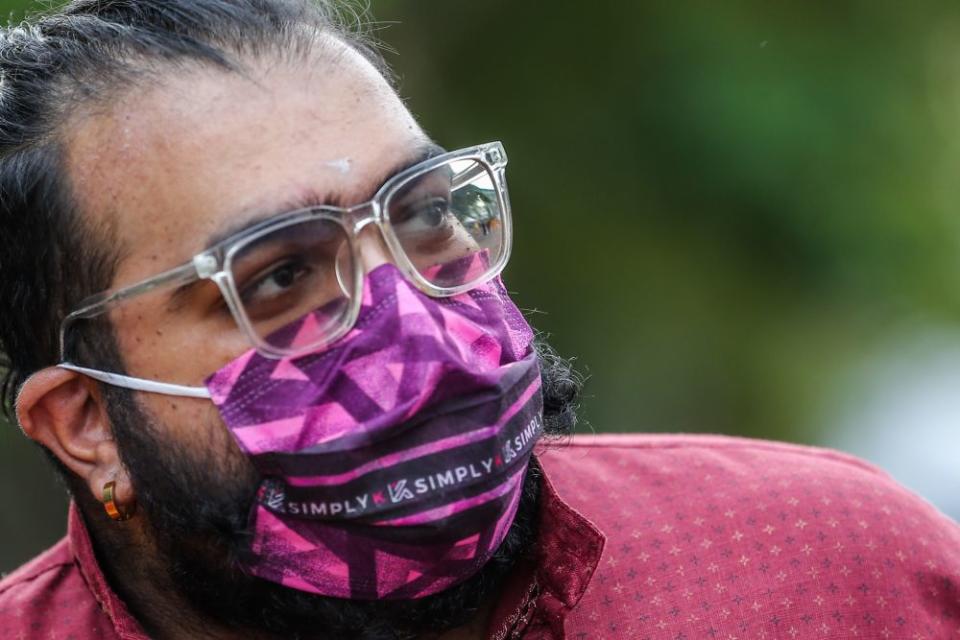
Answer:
[{"left": 3, "top": 0, "right": 960, "bottom": 574}]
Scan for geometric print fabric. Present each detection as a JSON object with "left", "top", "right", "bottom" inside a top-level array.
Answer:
[{"left": 205, "top": 262, "right": 544, "bottom": 600}]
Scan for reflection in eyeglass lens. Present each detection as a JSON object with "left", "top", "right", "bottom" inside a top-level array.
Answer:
[{"left": 387, "top": 159, "right": 503, "bottom": 290}]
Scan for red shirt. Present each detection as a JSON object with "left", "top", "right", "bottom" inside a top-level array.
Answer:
[{"left": 2, "top": 434, "right": 958, "bottom": 639}]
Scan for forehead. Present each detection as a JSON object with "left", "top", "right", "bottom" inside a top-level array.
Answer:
[{"left": 65, "top": 40, "right": 427, "bottom": 287}]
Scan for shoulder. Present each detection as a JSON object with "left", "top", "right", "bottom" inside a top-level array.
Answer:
[
  {"left": 537, "top": 432, "right": 959, "bottom": 543},
  {"left": 0, "top": 537, "right": 117, "bottom": 637},
  {"left": 537, "top": 431, "right": 890, "bottom": 475},
  {"left": 537, "top": 432, "right": 950, "bottom": 518},
  {"left": 538, "top": 433, "right": 960, "bottom": 638}
]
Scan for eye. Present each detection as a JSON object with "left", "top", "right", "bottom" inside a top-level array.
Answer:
[
  {"left": 394, "top": 196, "right": 452, "bottom": 230},
  {"left": 422, "top": 197, "right": 450, "bottom": 226},
  {"left": 240, "top": 258, "right": 311, "bottom": 306}
]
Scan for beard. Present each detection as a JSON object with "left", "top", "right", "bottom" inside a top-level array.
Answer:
[{"left": 99, "top": 339, "right": 581, "bottom": 640}]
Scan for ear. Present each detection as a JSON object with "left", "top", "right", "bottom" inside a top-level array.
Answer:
[{"left": 16, "top": 367, "right": 134, "bottom": 510}]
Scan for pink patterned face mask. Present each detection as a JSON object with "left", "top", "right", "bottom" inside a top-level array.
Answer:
[{"left": 204, "top": 263, "right": 543, "bottom": 600}]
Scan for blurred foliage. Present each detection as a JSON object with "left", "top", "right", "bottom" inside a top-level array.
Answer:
[
  {"left": 370, "top": 0, "right": 960, "bottom": 438},
  {"left": 3, "top": 0, "right": 960, "bottom": 572}
]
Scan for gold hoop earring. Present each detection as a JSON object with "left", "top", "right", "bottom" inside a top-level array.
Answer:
[{"left": 102, "top": 481, "right": 133, "bottom": 521}]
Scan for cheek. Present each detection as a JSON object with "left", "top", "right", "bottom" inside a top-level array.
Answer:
[
  {"left": 112, "top": 295, "right": 253, "bottom": 386},
  {"left": 141, "top": 394, "right": 250, "bottom": 472}
]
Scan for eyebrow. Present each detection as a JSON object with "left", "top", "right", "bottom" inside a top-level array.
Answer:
[
  {"left": 202, "top": 140, "right": 447, "bottom": 251},
  {"left": 165, "top": 140, "right": 446, "bottom": 310}
]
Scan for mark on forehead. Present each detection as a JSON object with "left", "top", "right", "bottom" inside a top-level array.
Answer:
[{"left": 323, "top": 157, "right": 352, "bottom": 174}]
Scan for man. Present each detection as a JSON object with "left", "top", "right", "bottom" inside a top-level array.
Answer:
[{"left": 0, "top": 1, "right": 957, "bottom": 638}]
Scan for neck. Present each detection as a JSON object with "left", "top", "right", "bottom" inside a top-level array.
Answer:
[
  {"left": 79, "top": 502, "right": 257, "bottom": 639},
  {"left": 81, "top": 516, "right": 222, "bottom": 640}
]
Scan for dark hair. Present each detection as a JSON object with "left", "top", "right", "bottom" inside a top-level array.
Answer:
[{"left": 0, "top": 0, "right": 386, "bottom": 418}]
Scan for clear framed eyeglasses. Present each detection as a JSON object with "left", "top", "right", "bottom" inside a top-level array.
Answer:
[{"left": 59, "top": 142, "right": 511, "bottom": 373}]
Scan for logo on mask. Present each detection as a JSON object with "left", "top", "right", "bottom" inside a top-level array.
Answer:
[
  {"left": 388, "top": 479, "right": 415, "bottom": 503},
  {"left": 259, "top": 479, "right": 287, "bottom": 513}
]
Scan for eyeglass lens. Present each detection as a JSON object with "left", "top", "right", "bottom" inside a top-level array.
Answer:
[
  {"left": 386, "top": 159, "right": 504, "bottom": 290},
  {"left": 229, "top": 157, "right": 505, "bottom": 354}
]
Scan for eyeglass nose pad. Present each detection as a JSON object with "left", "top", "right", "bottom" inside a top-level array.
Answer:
[
  {"left": 335, "top": 222, "right": 394, "bottom": 300},
  {"left": 355, "top": 224, "right": 393, "bottom": 274},
  {"left": 335, "top": 242, "right": 352, "bottom": 300}
]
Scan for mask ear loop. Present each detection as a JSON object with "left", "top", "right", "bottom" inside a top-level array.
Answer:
[{"left": 57, "top": 363, "right": 212, "bottom": 399}]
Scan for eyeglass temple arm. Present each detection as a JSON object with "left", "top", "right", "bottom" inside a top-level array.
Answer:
[{"left": 59, "top": 261, "right": 201, "bottom": 360}]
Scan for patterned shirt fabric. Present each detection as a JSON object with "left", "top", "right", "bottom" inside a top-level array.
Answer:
[{"left": 1, "top": 433, "right": 958, "bottom": 639}]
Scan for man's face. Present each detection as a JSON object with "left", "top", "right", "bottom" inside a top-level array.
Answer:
[
  {"left": 54, "top": 40, "right": 550, "bottom": 638},
  {"left": 67, "top": 39, "right": 429, "bottom": 445}
]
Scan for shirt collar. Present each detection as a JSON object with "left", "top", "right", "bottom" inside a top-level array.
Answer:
[
  {"left": 485, "top": 453, "right": 606, "bottom": 638},
  {"left": 533, "top": 457, "right": 605, "bottom": 606}
]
